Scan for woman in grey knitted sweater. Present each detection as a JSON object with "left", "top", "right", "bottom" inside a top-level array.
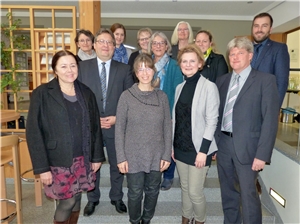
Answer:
[{"left": 115, "top": 53, "right": 172, "bottom": 224}]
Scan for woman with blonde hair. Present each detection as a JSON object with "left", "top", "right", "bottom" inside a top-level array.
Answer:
[
  {"left": 171, "top": 21, "right": 194, "bottom": 60},
  {"left": 173, "top": 44, "right": 219, "bottom": 224},
  {"left": 128, "top": 27, "right": 153, "bottom": 81},
  {"left": 194, "top": 30, "right": 228, "bottom": 82}
]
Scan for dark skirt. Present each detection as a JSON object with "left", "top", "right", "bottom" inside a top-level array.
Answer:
[{"left": 44, "top": 156, "right": 96, "bottom": 200}]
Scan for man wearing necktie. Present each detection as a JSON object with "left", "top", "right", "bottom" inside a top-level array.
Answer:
[
  {"left": 78, "top": 29, "right": 134, "bottom": 216},
  {"left": 215, "top": 37, "right": 279, "bottom": 224},
  {"left": 251, "top": 12, "right": 290, "bottom": 107}
]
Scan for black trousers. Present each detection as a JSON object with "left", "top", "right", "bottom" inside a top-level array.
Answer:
[
  {"left": 87, "top": 137, "right": 124, "bottom": 202},
  {"left": 126, "top": 171, "right": 162, "bottom": 224}
]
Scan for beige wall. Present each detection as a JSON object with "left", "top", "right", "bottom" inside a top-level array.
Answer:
[
  {"left": 3, "top": 15, "right": 251, "bottom": 56},
  {"left": 101, "top": 18, "right": 252, "bottom": 56}
]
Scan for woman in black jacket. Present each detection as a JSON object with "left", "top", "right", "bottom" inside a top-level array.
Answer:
[
  {"left": 195, "top": 30, "right": 228, "bottom": 83},
  {"left": 26, "top": 50, "right": 105, "bottom": 224}
]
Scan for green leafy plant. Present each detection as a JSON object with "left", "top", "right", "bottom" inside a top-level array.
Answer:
[{"left": 0, "top": 12, "right": 30, "bottom": 93}]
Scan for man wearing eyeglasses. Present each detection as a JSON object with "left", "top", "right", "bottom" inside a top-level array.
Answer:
[{"left": 78, "top": 28, "right": 134, "bottom": 217}]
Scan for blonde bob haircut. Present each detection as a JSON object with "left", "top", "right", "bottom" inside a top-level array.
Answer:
[
  {"left": 177, "top": 44, "right": 205, "bottom": 71},
  {"left": 171, "top": 21, "right": 194, "bottom": 45}
]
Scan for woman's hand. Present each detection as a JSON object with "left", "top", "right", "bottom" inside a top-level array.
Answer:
[
  {"left": 160, "top": 160, "right": 170, "bottom": 172},
  {"left": 195, "top": 152, "right": 207, "bottom": 168},
  {"left": 117, "top": 161, "right": 128, "bottom": 174},
  {"left": 92, "top": 162, "right": 102, "bottom": 173},
  {"left": 40, "top": 171, "right": 53, "bottom": 185}
]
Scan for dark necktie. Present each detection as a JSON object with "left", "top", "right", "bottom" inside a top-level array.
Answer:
[
  {"left": 100, "top": 62, "right": 107, "bottom": 110},
  {"left": 222, "top": 75, "right": 240, "bottom": 132},
  {"left": 251, "top": 43, "right": 262, "bottom": 67}
]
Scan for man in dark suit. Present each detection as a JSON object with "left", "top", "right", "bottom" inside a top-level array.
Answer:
[
  {"left": 78, "top": 29, "right": 134, "bottom": 216},
  {"left": 215, "top": 37, "right": 279, "bottom": 224},
  {"left": 251, "top": 12, "right": 290, "bottom": 107}
]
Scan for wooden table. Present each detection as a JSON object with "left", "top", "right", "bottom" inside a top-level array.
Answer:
[
  {"left": 1, "top": 110, "right": 42, "bottom": 207},
  {"left": 0, "top": 111, "right": 20, "bottom": 123}
]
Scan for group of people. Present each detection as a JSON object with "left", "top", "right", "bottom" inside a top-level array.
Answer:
[{"left": 26, "top": 12, "right": 289, "bottom": 224}]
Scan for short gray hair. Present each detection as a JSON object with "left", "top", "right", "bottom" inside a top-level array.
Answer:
[
  {"left": 148, "top": 31, "right": 172, "bottom": 55},
  {"left": 227, "top": 36, "right": 253, "bottom": 56}
]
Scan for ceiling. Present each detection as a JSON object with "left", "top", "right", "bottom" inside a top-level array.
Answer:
[
  {"left": 1, "top": 0, "right": 299, "bottom": 52},
  {"left": 100, "top": 0, "right": 283, "bottom": 21},
  {"left": 1, "top": 0, "right": 285, "bottom": 21}
]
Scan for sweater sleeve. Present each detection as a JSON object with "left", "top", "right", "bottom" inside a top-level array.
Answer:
[
  {"left": 161, "top": 92, "right": 172, "bottom": 162},
  {"left": 202, "top": 82, "right": 220, "bottom": 140},
  {"left": 115, "top": 92, "right": 129, "bottom": 164},
  {"left": 199, "top": 138, "right": 212, "bottom": 154}
]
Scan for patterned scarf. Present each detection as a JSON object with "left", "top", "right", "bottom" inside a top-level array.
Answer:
[
  {"left": 77, "top": 48, "right": 97, "bottom": 61},
  {"left": 153, "top": 53, "right": 170, "bottom": 90},
  {"left": 113, "top": 43, "right": 129, "bottom": 64}
]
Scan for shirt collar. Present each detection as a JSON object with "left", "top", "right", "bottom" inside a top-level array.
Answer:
[
  {"left": 97, "top": 57, "right": 112, "bottom": 66},
  {"left": 232, "top": 65, "right": 251, "bottom": 82},
  {"left": 253, "top": 37, "right": 269, "bottom": 47}
]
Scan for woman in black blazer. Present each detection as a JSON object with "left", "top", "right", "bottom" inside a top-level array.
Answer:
[
  {"left": 26, "top": 50, "right": 105, "bottom": 224},
  {"left": 128, "top": 27, "right": 152, "bottom": 82},
  {"left": 195, "top": 30, "right": 228, "bottom": 83}
]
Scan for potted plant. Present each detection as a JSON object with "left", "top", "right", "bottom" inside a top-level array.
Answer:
[{"left": 1, "top": 12, "right": 30, "bottom": 104}]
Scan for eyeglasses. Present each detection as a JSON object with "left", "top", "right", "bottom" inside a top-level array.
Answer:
[
  {"left": 151, "top": 41, "right": 166, "bottom": 47},
  {"left": 138, "top": 37, "right": 150, "bottom": 42},
  {"left": 177, "top": 28, "right": 189, "bottom": 32},
  {"left": 95, "top": 39, "right": 114, "bottom": 46},
  {"left": 137, "top": 67, "right": 153, "bottom": 73},
  {"left": 78, "top": 39, "right": 92, "bottom": 43}
]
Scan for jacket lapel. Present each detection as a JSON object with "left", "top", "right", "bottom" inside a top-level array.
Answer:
[
  {"left": 47, "top": 78, "right": 66, "bottom": 110},
  {"left": 235, "top": 69, "right": 256, "bottom": 104},
  {"left": 255, "top": 39, "right": 272, "bottom": 68},
  {"left": 219, "top": 73, "right": 231, "bottom": 111},
  {"left": 106, "top": 60, "right": 117, "bottom": 98}
]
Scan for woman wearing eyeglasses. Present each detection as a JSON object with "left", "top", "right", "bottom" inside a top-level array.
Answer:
[
  {"left": 194, "top": 30, "right": 228, "bottom": 83},
  {"left": 74, "top": 29, "right": 96, "bottom": 61},
  {"left": 128, "top": 27, "right": 153, "bottom": 82},
  {"left": 110, "top": 23, "right": 132, "bottom": 64},
  {"left": 148, "top": 31, "right": 183, "bottom": 191},
  {"left": 115, "top": 53, "right": 172, "bottom": 224},
  {"left": 171, "top": 21, "right": 194, "bottom": 61}
]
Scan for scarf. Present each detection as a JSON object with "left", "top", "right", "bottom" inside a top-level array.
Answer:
[
  {"left": 203, "top": 47, "right": 212, "bottom": 61},
  {"left": 153, "top": 53, "right": 170, "bottom": 90},
  {"left": 113, "top": 43, "right": 129, "bottom": 64},
  {"left": 73, "top": 80, "right": 91, "bottom": 176},
  {"left": 77, "top": 48, "right": 97, "bottom": 61}
]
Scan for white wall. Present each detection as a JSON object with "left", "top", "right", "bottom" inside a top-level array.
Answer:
[{"left": 260, "top": 147, "right": 300, "bottom": 224}]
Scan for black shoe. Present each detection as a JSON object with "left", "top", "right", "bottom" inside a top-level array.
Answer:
[
  {"left": 83, "top": 201, "right": 99, "bottom": 216},
  {"left": 111, "top": 200, "right": 127, "bottom": 213}
]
